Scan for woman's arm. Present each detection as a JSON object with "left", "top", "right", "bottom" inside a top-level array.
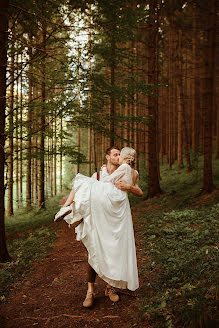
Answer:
[
  {"left": 115, "top": 180, "right": 143, "bottom": 196},
  {"left": 115, "top": 169, "right": 143, "bottom": 196}
]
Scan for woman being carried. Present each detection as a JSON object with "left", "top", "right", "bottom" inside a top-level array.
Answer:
[{"left": 55, "top": 147, "right": 139, "bottom": 292}]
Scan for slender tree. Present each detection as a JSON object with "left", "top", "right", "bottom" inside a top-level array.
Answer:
[
  {"left": 0, "top": 0, "right": 11, "bottom": 262},
  {"left": 26, "top": 33, "right": 33, "bottom": 207},
  {"left": 38, "top": 23, "right": 46, "bottom": 209},
  {"left": 6, "top": 46, "right": 14, "bottom": 216}
]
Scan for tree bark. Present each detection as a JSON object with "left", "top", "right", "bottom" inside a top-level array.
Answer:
[
  {"left": 201, "top": 0, "right": 216, "bottom": 193},
  {"left": 26, "top": 34, "right": 33, "bottom": 207},
  {"left": 110, "top": 35, "right": 116, "bottom": 147},
  {"left": 38, "top": 25, "right": 46, "bottom": 209},
  {"left": 15, "top": 54, "right": 19, "bottom": 207},
  {"left": 146, "top": 0, "right": 162, "bottom": 199},
  {"left": 7, "top": 47, "right": 14, "bottom": 216},
  {"left": 60, "top": 116, "right": 63, "bottom": 192},
  {"left": 19, "top": 53, "right": 23, "bottom": 205},
  {"left": 0, "top": 0, "right": 11, "bottom": 262}
]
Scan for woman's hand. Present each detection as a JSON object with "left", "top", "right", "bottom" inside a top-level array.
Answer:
[
  {"left": 115, "top": 180, "right": 143, "bottom": 196},
  {"left": 115, "top": 180, "right": 131, "bottom": 191}
]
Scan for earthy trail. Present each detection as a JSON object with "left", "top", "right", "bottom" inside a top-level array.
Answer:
[{"left": 0, "top": 203, "right": 146, "bottom": 328}]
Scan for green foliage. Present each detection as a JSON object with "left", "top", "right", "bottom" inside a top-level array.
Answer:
[
  {"left": 129, "top": 154, "right": 219, "bottom": 327},
  {"left": 138, "top": 205, "right": 218, "bottom": 328},
  {"left": 5, "top": 195, "right": 61, "bottom": 235}
]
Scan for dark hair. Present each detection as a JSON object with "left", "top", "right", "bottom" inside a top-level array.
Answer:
[{"left": 105, "top": 146, "right": 120, "bottom": 156}]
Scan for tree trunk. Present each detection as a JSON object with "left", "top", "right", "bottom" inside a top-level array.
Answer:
[
  {"left": 201, "top": 0, "right": 216, "bottom": 193},
  {"left": 110, "top": 35, "right": 116, "bottom": 147},
  {"left": 216, "top": 107, "right": 219, "bottom": 159},
  {"left": 191, "top": 3, "right": 198, "bottom": 151},
  {"left": 0, "top": 0, "right": 11, "bottom": 262},
  {"left": 60, "top": 116, "right": 63, "bottom": 192},
  {"left": 7, "top": 49, "right": 14, "bottom": 216},
  {"left": 33, "top": 85, "right": 38, "bottom": 204},
  {"left": 15, "top": 54, "right": 19, "bottom": 207},
  {"left": 54, "top": 118, "right": 57, "bottom": 196},
  {"left": 146, "top": 0, "right": 162, "bottom": 199},
  {"left": 26, "top": 34, "right": 32, "bottom": 207},
  {"left": 88, "top": 10, "right": 92, "bottom": 176},
  {"left": 77, "top": 126, "right": 80, "bottom": 174},
  {"left": 19, "top": 53, "right": 23, "bottom": 205},
  {"left": 38, "top": 25, "right": 46, "bottom": 209}
]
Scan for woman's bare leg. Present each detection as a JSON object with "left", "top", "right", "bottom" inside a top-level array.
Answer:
[{"left": 62, "top": 189, "right": 75, "bottom": 207}]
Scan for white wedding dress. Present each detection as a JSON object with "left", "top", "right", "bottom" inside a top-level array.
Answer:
[{"left": 64, "top": 163, "right": 139, "bottom": 291}]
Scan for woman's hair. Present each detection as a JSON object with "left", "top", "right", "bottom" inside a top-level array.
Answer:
[{"left": 120, "top": 147, "right": 136, "bottom": 167}]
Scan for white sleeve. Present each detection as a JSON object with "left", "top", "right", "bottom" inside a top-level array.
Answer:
[
  {"left": 101, "top": 167, "right": 110, "bottom": 180},
  {"left": 92, "top": 172, "right": 97, "bottom": 179},
  {"left": 101, "top": 164, "right": 129, "bottom": 184}
]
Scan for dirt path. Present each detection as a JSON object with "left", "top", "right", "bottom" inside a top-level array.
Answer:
[{"left": 0, "top": 205, "right": 146, "bottom": 328}]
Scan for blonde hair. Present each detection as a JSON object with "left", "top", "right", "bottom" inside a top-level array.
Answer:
[{"left": 120, "top": 147, "right": 136, "bottom": 167}]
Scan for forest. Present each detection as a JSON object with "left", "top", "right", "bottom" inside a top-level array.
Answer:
[{"left": 0, "top": 1, "right": 218, "bottom": 328}]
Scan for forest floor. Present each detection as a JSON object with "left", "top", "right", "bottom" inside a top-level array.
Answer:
[{"left": 0, "top": 197, "right": 149, "bottom": 328}]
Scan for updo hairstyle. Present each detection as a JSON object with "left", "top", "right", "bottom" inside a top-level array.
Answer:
[{"left": 120, "top": 147, "right": 136, "bottom": 167}]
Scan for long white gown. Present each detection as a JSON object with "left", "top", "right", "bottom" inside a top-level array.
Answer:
[{"left": 64, "top": 163, "right": 139, "bottom": 291}]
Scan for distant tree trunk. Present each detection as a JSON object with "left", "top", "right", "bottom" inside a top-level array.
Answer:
[
  {"left": 26, "top": 35, "right": 32, "bottom": 207},
  {"left": 92, "top": 132, "right": 97, "bottom": 172},
  {"left": 60, "top": 116, "right": 63, "bottom": 192},
  {"left": 201, "top": 0, "right": 216, "bottom": 193},
  {"left": 77, "top": 126, "right": 80, "bottom": 174},
  {"left": 38, "top": 25, "right": 46, "bottom": 209},
  {"left": 177, "top": 84, "right": 183, "bottom": 168},
  {"left": 176, "top": 31, "right": 183, "bottom": 168},
  {"left": 7, "top": 50, "right": 14, "bottom": 216},
  {"left": 15, "top": 54, "right": 19, "bottom": 207},
  {"left": 88, "top": 11, "right": 92, "bottom": 176},
  {"left": 50, "top": 121, "right": 53, "bottom": 196},
  {"left": 167, "top": 6, "right": 173, "bottom": 169},
  {"left": 191, "top": 3, "right": 198, "bottom": 151},
  {"left": 88, "top": 127, "right": 91, "bottom": 176},
  {"left": 33, "top": 85, "right": 38, "bottom": 204},
  {"left": 54, "top": 117, "right": 57, "bottom": 196},
  {"left": 146, "top": 0, "right": 162, "bottom": 199},
  {"left": 110, "top": 32, "right": 116, "bottom": 147},
  {"left": 216, "top": 109, "right": 219, "bottom": 159},
  {"left": 182, "top": 43, "right": 192, "bottom": 172},
  {"left": 19, "top": 54, "right": 23, "bottom": 205},
  {"left": 0, "top": 0, "right": 11, "bottom": 262}
]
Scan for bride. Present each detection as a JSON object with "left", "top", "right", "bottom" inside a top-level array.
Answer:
[{"left": 55, "top": 147, "right": 139, "bottom": 292}]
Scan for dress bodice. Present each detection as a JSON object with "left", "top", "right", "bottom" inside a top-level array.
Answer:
[{"left": 101, "top": 163, "right": 136, "bottom": 185}]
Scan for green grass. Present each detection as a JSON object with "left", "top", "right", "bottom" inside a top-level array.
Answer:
[
  {"left": 5, "top": 193, "right": 66, "bottom": 235},
  {"left": 0, "top": 193, "right": 67, "bottom": 301},
  {"left": 132, "top": 155, "right": 219, "bottom": 328}
]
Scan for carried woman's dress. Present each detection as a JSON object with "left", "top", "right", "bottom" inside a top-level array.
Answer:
[{"left": 64, "top": 163, "right": 139, "bottom": 291}]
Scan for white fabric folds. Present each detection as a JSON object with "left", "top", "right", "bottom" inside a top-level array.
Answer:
[{"left": 64, "top": 163, "right": 139, "bottom": 291}]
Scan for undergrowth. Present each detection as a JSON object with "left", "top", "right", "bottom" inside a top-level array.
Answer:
[
  {"left": 138, "top": 204, "right": 218, "bottom": 328},
  {"left": 134, "top": 155, "right": 219, "bottom": 328},
  {"left": 0, "top": 194, "right": 64, "bottom": 301}
]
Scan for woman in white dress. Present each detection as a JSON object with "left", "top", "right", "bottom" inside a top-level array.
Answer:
[{"left": 55, "top": 147, "right": 139, "bottom": 294}]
